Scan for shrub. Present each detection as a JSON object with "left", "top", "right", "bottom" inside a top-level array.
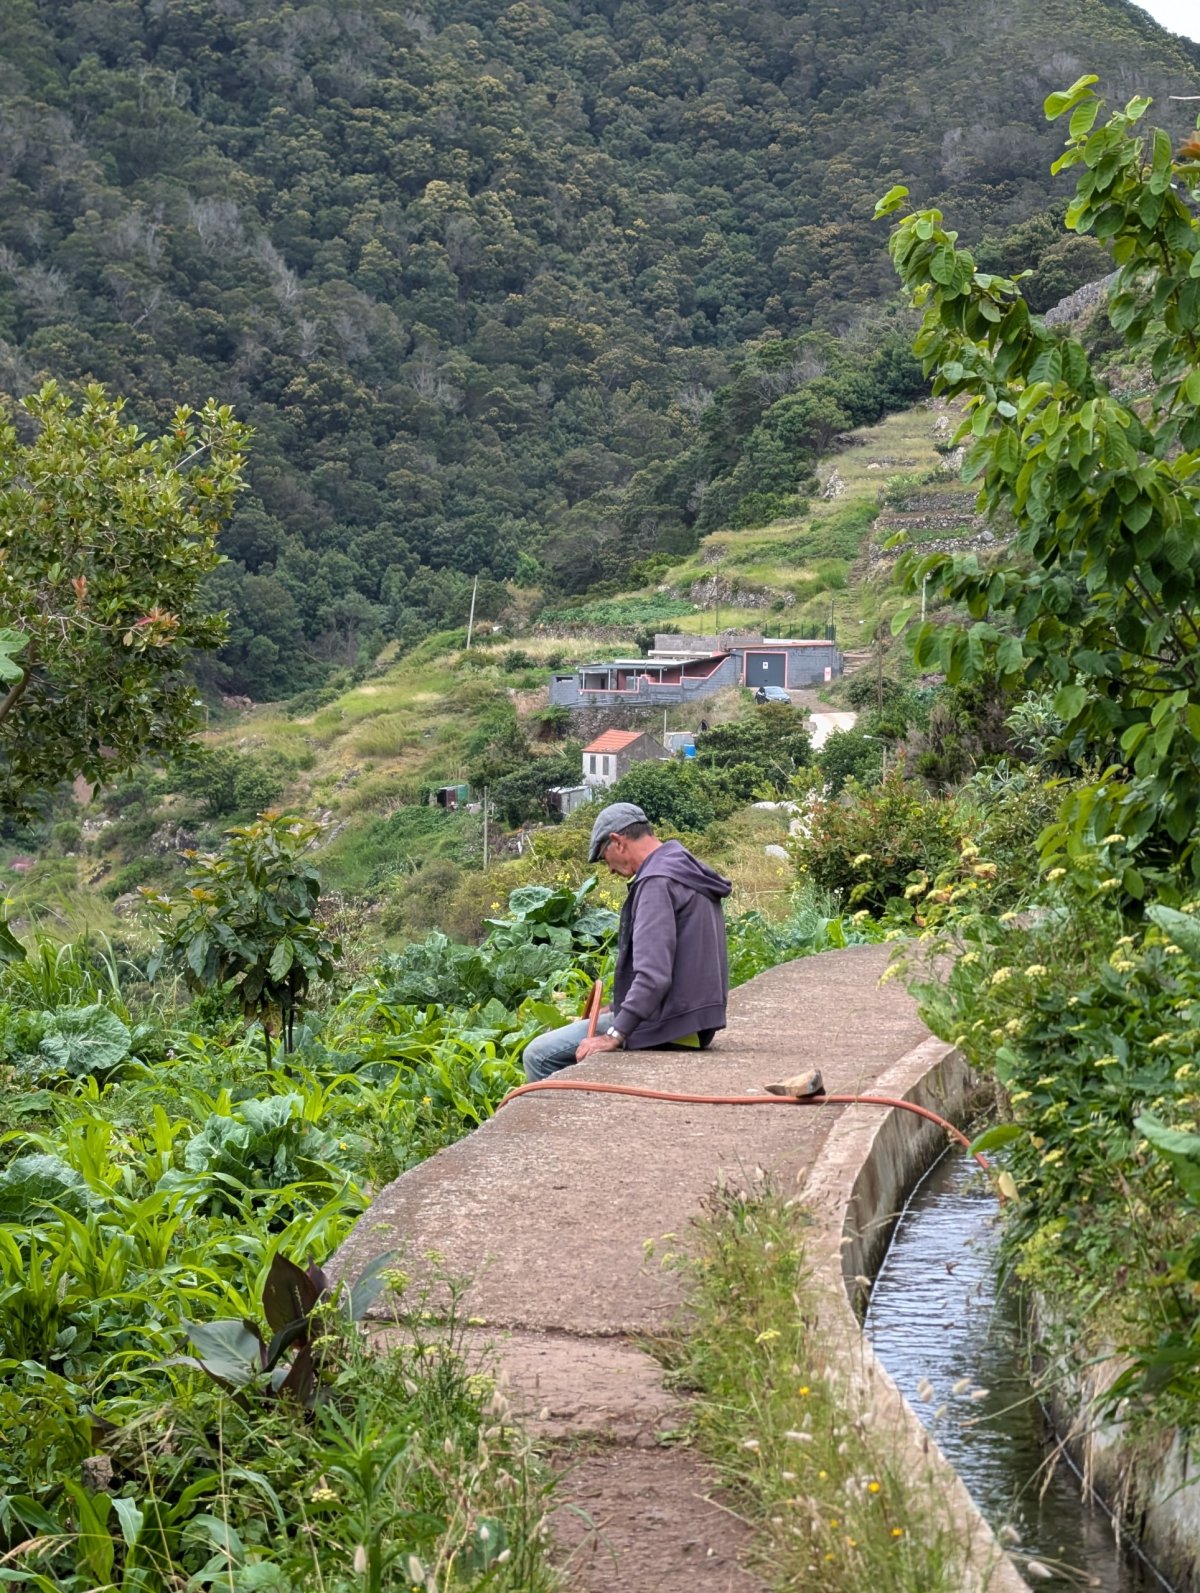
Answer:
[
  {"left": 818, "top": 727, "right": 884, "bottom": 796},
  {"left": 170, "top": 748, "right": 286, "bottom": 818},
  {"left": 606, "top": 759, "right": 716, "bottom": 832},
  {"left": 792, "top": 772, "right": 964, "bottom": 913}
]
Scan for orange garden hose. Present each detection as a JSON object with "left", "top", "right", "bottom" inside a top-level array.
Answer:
[{"left": 498, "top": 1078, "right": 992, "bottom": 1174}]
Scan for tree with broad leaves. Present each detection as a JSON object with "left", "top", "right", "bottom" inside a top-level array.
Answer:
[
  {"left": 877, "top": 79, "right": 1200, "bottom": 894},
  {"left": 0, "top": 382, "right": 248, "bottom": 819},
  {"left": 143, "top": 813, "right": 340, "bottom": 1062}
]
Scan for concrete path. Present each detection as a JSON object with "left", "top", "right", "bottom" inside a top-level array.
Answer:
[
  {"left": 808, "top": 708, "right": 858, "bottom": 748},
  {"left": 335, "top": 944, "right": 949, "bottom": 1590}
]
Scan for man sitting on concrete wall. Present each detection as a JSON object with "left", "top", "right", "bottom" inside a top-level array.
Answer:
[{"left": 522, "top": 801, "right": 732, "bottom": 1081}]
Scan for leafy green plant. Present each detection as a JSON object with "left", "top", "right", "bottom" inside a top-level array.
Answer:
[
  {"left": 0, "top": 385, "right": 248, "bottom": 817},
  {"left": 144, "top": 813, "right": 340, "bottom": 1060},
  {"left": 172, "top": 1250, "right": 392, "bottom": 1407},
  {"left": 792, "top": 771, "right": 965, "bottom": 913},
  {"left": 880, "top": 81, "right": 1200, "bottom": 891}
]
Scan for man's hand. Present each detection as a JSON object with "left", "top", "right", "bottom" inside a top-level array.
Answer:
[{"left": 575, "top": 1034, "right": 623, "bottom": 1063}]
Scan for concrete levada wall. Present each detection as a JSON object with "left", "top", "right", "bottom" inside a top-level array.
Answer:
[
  {"left": 1036, "top": 1302, "right": 1200, "bottom": 1591},
  {"left": 801, "top": 1036, "right": 1031, "bottom": 1592}
]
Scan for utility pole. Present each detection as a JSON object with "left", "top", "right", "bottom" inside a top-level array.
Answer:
[
  {"left": 465, "top": 574, "right": 479, "bottom": 651},
  {"left": 482, "top": 786, "right": 489, "bottom": 872}
]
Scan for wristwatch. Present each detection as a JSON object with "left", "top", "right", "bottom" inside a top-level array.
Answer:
[{"left": 605, "top": 1026, "right": 626, "bottom": 1048}]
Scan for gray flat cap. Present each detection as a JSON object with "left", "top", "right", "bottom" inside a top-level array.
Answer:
[{"left": 588, "top": 801, "right": 650, "bottom": 862}]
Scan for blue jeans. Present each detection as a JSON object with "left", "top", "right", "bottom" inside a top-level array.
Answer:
[{"left": 523, "top": 1017, "right": 607, "bottom": 1082}]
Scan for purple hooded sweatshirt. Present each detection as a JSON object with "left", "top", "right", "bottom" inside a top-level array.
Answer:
[{"left": 610, "top": 839, "right": 732, "bottom": 1050}]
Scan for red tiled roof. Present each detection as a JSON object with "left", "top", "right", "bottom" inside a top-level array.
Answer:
[{"left": 583, "top": 729, "right": 646, "bottom": 753}]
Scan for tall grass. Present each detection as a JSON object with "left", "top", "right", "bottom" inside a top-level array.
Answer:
[{"left": 655, "top": 1180, "right": 995, "bottom": 1592}]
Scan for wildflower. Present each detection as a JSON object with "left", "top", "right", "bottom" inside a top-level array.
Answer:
[
  {"left": 989, "top": 966, "right": 1012, "bottom": 985},
  {"left": 310, "top": 1479, "right": 338, "bottom": 1503},
  {"left": 785, "top": 1430, "right": 813, "bottom": 1442},
  {"left": 1023, "top": 964, "right": 1048, "bottom": 978},
  {"left": 1110, "top": 957, "right": 1136, "bottom": 973},
  {"left": 353, "top": 1546, "right": 368, "bottom": 1574},
  {"left": 1005, "top": 1018, "right": 1023, "bottom": 1035},
  {"left": 422, "top": 1095, "right": 432, "bottom": 1105},
  {"left": 741, "top": 1438, "right": 761, "bottom": 1451},
  {"left": 1099, "top": 877, "right": 1121, "bottom": 891},
  {"left": 960, "top": 839, "right": 979, "bottom": 859},
  {"left": 1165, "top": 945, "right": 1183, "bottom": 956},
  {"left": 1176, "top": 1064, "right": 1193, "bottom": 1081},
  {"left": 960, "top": 949, "right": 979, "bottom": 965},
  {"left": 868, "top": 1480, "right": 881, "bottom": 1494},
  {"left": 852, "top": 852, "right": 872, "bottom": 866},
  {"left": 798, "top": 1385, "right": 810, "bottom": 1396},
  {"left": 1010, "top": 1089, "right": 1031, "bottom": 1103},
  {"left": 1093, "top": 1055, "right": 1119, "bottom": 1069},
  {"left": 1102, "top": 833, "right": 1126, "bottom": 844},
  {"left": 1041, "top": 1148, "right": 1065, "bottom": 1165},
  {"left": 755, "top": 1328, "right": 781, "bottom": 1344},
  {"left": 1046, "top": 866, "right": 1066, "bottom": 881},
  {"left": 892, "top": 1527, "right": 905, "bottom": 1538}
]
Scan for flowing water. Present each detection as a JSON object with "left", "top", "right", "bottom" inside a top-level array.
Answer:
[{"left": 863, "top": 1148, "right": 1174, "bottom": 1591}]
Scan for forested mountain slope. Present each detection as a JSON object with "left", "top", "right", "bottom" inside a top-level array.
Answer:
[{"left": 1, "top": 0, "right": 1197, "bottom": 697}]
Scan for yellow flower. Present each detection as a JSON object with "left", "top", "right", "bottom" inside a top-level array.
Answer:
[
  {"left": 1102, "top": 833, "right": 1126, "bottom": 844},
  {"left": 755, "top": 1329, "right": 781, "bottom": 1344},
  {"left": 1046, "top": 866, "right": 1066, "bottom": 882},
  {"left": 1005, "top": 1017, "right": 1024, "bottom": 1035},
  {"left": 1041, "top": 1147, "right": 1065, "bottom": 1164},
  {"left": 893, "top": 1527, "right": 905, "bottom": 1538},
  {"left": 1099, "top": 877, "right": 1121, "bottom": 891},
  {"left": 798, "top": 1385, "right": 810, "bottom": 1396},
  {"left": 852, "top": 852, "right": 872, "bottom": 866},
  {"left": 989, "top": 967, "right": 1012, "bottom": 985},
  {"left": 1094, "top": 1055, "right": 1119, "bottom": 1068},
  {"left": 1023, "top": 964, "right": 1048, "bottom": 978},
  {"left": 868, "top": 1480, "right": 881, "bottom": 1494},
  {"left": 960, "top": 949, "right": 980, "bottom": 965}
]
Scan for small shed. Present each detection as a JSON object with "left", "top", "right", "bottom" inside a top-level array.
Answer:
[
  {"left": 547, "top": 784, "right": 591, "bottom": 817},
  {"left": 582, "top": 729, "right": 666, "bottom": 790},
  {"left": 435, "top": 783, "right": 469, "bottom": 810}
]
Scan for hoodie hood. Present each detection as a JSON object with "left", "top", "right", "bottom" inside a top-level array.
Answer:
[{"left": 632, "top": 839, "right": 731, "bottom": 900}]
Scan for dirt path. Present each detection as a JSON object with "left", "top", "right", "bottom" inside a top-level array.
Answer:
[{"left": 335, "top": 945, "right": 937, "bottom": 1590}]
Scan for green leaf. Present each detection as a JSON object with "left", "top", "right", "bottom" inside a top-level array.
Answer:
[
  {"left": 874, "top": 185, "right": 909, "bottom": 217},
  {"left": 1053, "top": 683, "right": 1087, "bottom": 721},
  {"left": 1147, "top": 904, "right": 1200, "bottom": 962},
  {"left": 183, "top": 1318, "right": 267, "bottom": 1388},
  {"left": 1135, "top": 1114, "right": 1200, "bottom": 1204},
  {"left": 267, "top": 938, "right": 294, "bottom": 980},
  {"left": 0, "top": 629, "right": 27, "bottom": 684},
  {"left": 0, "top": 919, "right": 26, "bottom": 964},
  {"left": 968, "top": 1122, "right": 1025, "bottom": 1155}
]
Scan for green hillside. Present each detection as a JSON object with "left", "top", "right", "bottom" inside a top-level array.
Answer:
[
  {"left": 1, "top": 0, "right": 1197, "bottom": 695},
  {"left": 5, "top": 397, "right": 964, "bottom": 946}
]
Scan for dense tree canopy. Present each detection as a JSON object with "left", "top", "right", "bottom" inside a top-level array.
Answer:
[{"left": 1, "top": 0, "right": 1197, "bottom": 694}]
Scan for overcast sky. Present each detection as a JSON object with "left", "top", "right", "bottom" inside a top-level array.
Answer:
[{"left": 1132, "top": 0, "right": 1200, "bottom": 42}]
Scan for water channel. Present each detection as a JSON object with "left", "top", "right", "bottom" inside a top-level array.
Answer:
[{"left": 863, "top": 1148, "right": 1173, "bottom": 1591}]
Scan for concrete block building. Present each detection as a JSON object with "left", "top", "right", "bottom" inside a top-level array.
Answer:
[{"left": 550, "top": 630, "right": 842, "bottom": 711}]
